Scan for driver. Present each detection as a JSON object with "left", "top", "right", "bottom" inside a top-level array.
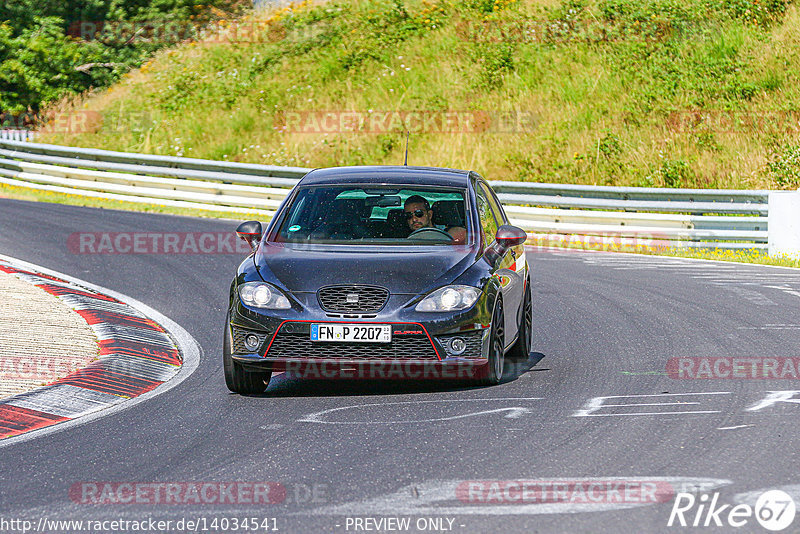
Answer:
[{"left": 404, "top": 195, "right": 467, "bottom": 244}]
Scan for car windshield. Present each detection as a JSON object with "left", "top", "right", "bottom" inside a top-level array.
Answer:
[{"left": 273, "top": 185, "right": 470, "bottom": 245}]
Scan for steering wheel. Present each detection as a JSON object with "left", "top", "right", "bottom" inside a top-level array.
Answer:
[{"left": 408, "top": 227, "right": 453, "bottom": 241}]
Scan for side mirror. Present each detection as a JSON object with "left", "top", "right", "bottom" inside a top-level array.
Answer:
[
  {"left": 483, "top": 226, "right": 527, "bottom": 266},
  {"left": 495, "top": 225, "right": 527, "bottom": 249},
  {"left": 236, "top": 221, "right": 262, "bottom": 251}
]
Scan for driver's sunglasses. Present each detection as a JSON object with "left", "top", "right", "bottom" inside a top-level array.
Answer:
[{"left": 404, "top": 209, "right": 427, "bottom": 219}]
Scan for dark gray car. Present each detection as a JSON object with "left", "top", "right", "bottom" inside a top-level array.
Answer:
[{"left": 224, "top": 166, "right": 532, "bottom": 394}]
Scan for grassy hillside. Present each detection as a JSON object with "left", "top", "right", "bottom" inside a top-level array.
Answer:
[{"left": 39, "top": 0, "right": 800, "bottom": 188}]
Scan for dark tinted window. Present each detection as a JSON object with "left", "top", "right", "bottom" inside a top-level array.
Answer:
[{"left": 273, "top": 185, "right": 470, "bottom": 245}]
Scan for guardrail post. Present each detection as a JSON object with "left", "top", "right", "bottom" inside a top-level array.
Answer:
[{"left": 768, "top": 190, "right": 800, "bottom": 259}]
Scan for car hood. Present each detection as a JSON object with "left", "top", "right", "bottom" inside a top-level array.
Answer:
[{"left": 255, "top": 242, "right": 476, "bottom": 294}]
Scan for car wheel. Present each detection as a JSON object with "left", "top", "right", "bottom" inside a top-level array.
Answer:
[
  {"left": 508, "top": 278, "right": 532, "bottom": 361},
  {"left": 223, "top": 314, "right": 270, "bottom": 394},
  {"left": 476, "top": 299, "right": 505, "bottom": 386}
]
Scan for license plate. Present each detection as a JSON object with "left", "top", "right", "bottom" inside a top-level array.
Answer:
[{"left": 310, "top": 324, "right": 392, "bottom": 343}]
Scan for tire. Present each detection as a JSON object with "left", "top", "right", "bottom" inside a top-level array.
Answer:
[
  {"left": 508, "top": 278, "right": 532, "bottom": 362},
  {"left": 476, "top": 299, "right": 505, "bottom": 386},
  {"left": 223, "top": 314, "right": 270, "bottom": 394}
]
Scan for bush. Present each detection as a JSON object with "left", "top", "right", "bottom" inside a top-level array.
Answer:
[
  {"left": 648, "top": 157, "right": 695, "bottom": 188},
  {"left": 768, "top": 145, "right": 800, "bottom": 189},
  {"left": 598, "top": 131, "right": 622, "bottom": 159},
  {"left": 473, "top": 42, "right": 515, "bottom": 90},
  {"left": 0, "top": 0, "right": 249, "bottom": 113},
  {"left": 0, "top": 18, "right": 118, "bottom": 114}
]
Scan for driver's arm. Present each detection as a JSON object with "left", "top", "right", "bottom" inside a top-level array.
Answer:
[{"left": 448, "top": 226, "right": 467, "bottom": 245}]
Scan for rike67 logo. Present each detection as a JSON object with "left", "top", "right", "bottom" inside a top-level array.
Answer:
[{"left": 668, "top": 490, "right": 796, "bottom": 531}]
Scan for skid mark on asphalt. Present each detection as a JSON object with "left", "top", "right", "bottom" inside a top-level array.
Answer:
[{"left": 716, "top": 286, "right": 776, "bottom": 306}]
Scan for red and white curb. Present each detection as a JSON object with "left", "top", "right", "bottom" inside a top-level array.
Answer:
[{"left": 0, "top": 254, "right": 199, "bottom": 447}]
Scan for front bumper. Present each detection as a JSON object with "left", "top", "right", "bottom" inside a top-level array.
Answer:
[
  {"left": 229, "top": 295, "right": 491, "bottom": 378},
  {"left": 232, "top": 320, "right": 488, "bottom": 363}
]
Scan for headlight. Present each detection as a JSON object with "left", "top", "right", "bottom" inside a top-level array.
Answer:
[
  {"left": 415, "top": 285, "right": 480, "bottom": 312},
  {"left": 238, "top": 282, "right": 291, "bottom": 309}
]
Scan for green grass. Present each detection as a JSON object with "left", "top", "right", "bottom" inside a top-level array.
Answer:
[{"left": 36, "top": 0, "right": 800, "bottom": 189}]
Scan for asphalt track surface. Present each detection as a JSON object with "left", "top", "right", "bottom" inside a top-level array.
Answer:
[{"left": 1, "top": 197, "right": 799, "bottom": 534}]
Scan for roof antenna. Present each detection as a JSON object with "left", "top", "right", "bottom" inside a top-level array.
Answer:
[{"left": 403, "top": 131, "right": 409, "bottom": 166}]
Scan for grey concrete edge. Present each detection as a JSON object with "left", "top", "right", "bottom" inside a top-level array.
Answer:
[{"left": 0, "top": 253, "right": 202, "bottom": 449}]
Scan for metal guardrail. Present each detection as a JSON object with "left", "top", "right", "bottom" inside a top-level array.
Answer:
[
  {"left": 0, "top": 139, "right": 306, "bottom": 181},
  {"left": 0, "top": 138, "right": 769, "bottom": 250},
  {"left": 491, "top": 181, "right": 769, "bottom": 203},
  {"left": 0, "top": 130, "right": 36, "bottom": 142}
]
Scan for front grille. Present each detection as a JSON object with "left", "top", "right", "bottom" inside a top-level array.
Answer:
[
  {"left": 231, "top": 327, "right": 269, "bottom": 354},
  {"left": 436, "top": 331, "right": 485, "bottom": 358},
  {"left": 317, "top": 285, "right": 389, "bottom": 313},
  {"left": 265, "top": 330, "right": 438, "bottom": 360}
]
